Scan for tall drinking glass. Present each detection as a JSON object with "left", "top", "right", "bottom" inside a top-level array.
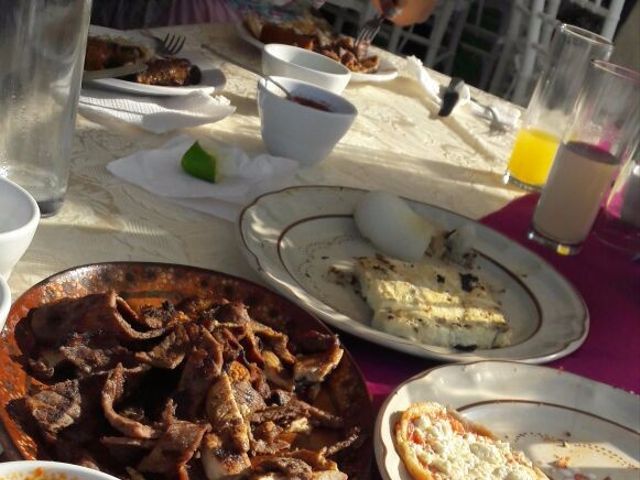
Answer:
[
  {"left": 0, "top": 0, "right": 92, "bottom": 217},
  {"left": 505, "top": 24, "right": 613, "bottom": 191},
  {"left": 529, "top": 60, "right": 640, "bottom": 255}
]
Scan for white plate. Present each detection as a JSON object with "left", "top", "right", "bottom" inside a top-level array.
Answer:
[
  {"left": 375, "top": 361, "right": 640, "bottom": 480},
  {"left": 237, "top": 186, "right": 588, "bottom": 363},
  {"left": 84, "top": 26, "right": 226, "bottom": 97},
  {"left": 235, "top": 22, "right": 399, "bottom": 83}
]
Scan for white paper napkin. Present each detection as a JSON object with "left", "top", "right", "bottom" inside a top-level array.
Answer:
[
  {"left": 107, "top": 136, "right": 299, "bottom": 221},
  {"left": 79, "top": 89, "right": 236, "bottom": 134}
]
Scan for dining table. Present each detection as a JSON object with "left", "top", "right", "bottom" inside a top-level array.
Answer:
[{"left": 3, "top": 22, "right": 639, "bottom": 476}]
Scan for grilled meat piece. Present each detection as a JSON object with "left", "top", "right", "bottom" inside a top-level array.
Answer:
[
  {"left": 133, "top": 58, "right": 201, "bottom": 86},
  {"left": 294, "top": 343, "right": 344, "bottom": 384},
  {"left": 29, "top": 292, "right": 164, "bottom": 347},
  {"left": 177, "top": 324, "right": 224, "bottom": 418},
  {"left": 135, "top": 324, "right": 190, "bottom": 369},
  {"left": 85, "top": 37, "right": 145, "bottom": 71},
  {"left": 201, "top": 433, "right": 251, "bottom": 479},
  {"left": 251, "top": 398, "right": 343, "bottom": 429},
  {"left": 206, "top": 373, "right": 250, "bottom": 453},
  {"left": 101, "top": 364, "right": 159, "bottom": 439},
  {"left": 136, "top": 301, "right": 190, "bottom": 330},
  {"left": 25, "top": 379, "right": 82, "bottom": 435},
  {"left": 138, "top": 420, "right": 209, "bottom": 477}
]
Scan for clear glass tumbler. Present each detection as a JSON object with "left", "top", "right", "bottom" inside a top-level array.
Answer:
[
  {"left": 529, "top": 60, "right": 640, "bottom": 255},
  {"left": 0, "top": 0, "right": 92, "bottom": 217},
  {"left": 505, "top": 24, "right": 613, "bottom": 191},
  {"left": 594, "top": 153, "right": 640, "bottom": 254}
]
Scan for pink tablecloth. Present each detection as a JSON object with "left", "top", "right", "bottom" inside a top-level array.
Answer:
[{"left": 344, "top": 193, "right": 640, "bottom": 413}]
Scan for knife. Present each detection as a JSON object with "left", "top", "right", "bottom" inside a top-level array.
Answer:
[
  {"left": 438, "top": 77, "right": 465, "bottom": 117},
  {"left": 83, "top": 61, "right": 148, "bottom": 81}
]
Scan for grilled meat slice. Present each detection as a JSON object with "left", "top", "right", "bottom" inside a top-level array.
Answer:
[
  {"left": 251, "top": 456, "right": 313, "bottom": 478},
  {"left": 136, "top": 301, "right": 190, "bottom": 330},
  {"left": 250, "top": 321, "right": 296, "bottom": 365},
  {"left": 133, "top": 58, "right": 201, "bottom": 86},
  {"left": 201, "top": 433, "right": 251, "bottom": 479},
  {"left": 135, "top": 324, "right": 190, "bottom": 369},
  {"left": 293, "top": 344, "right": 344, "bottom": 384},
  {"left": 251, "top": 398, "right": 343, "bottom": 429},
  {"left": 29, "top": 292, "right": 164, "bottom": 347},
  {"left": 85, "top": 37, "right": 145, "bottom": 71},
  {"left": 138, "top": 420, "right": 209, "bottom": 476},
  {"left": 215, "top": 301, "right": 252, "bottom": 324},
  {"left": 101, "top": 364, "right": 159, "bottom": 439},
  {"left": 25, "top": 379, "right": 82, "bottom": 435},
  {"left": 60, "top": 333, "right": 135, "bottom": 375},
  {"left": 262, "top": 351, "right": 293, "bottom": 390},
  {"left": 176, "top": 324, "right": 224, "bottom": 418},
  {"left": 205, "top": 373, "right": 250, "bottom": 453},
  {"left": 232, "top": 380, "right": 267, "bottom": 419}
]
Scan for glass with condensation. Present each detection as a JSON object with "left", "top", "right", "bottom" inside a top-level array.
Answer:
[
  {"left": 529, "top": 60, "right": 640, "bottom": 255},
  {"left": 504, "top": 24, "right": 613, "bottom": 191},
  {"left": 0, "top": 0, "right": 92, "bottom": 217}
]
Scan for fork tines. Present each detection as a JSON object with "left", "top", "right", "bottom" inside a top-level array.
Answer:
[{"left": 162, "top": 33, "right": 186, "bottom": 56}]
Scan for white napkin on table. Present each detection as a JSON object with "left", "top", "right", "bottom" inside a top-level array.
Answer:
[
  {"left": 107, "top": 136, "right": 299, "bottom": 221},
  {"left": 79, "top": 89, "right": 236, "bottom": 134}
]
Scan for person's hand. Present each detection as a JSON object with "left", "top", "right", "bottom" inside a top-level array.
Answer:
[{"left": 372, "top": 0, "right": 438, "bottom": 27}]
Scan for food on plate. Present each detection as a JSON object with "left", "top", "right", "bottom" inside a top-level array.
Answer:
[
  {"left": 15, "top": 291, "right": 362, "bottom": 479},
  {"left": 84, "top": 36, "right": 201, "bottom": 87},
  {"left": 131, "top": 57, "right": 202, "bottom": 87},
  {"left": 354, "top": 255, "right": 510, "bottom": 350},
  {"left": 354, "top": 191, "right": 440, "bottom": 262},
  {"left": 84, "top": 36, "right": 148, "bottom": 71},
  {"left": 395, "top": 402, "right": 548, "bottom": 480},
  {"left": 242, "top": 13, "right": 380, "bottom": 74}
]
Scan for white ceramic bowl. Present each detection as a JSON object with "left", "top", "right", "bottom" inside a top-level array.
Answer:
[
  {"left": 257, "top": 76, "right": 357, "bottom": 165},
  {"left": 262, "top": 44, "right": 351, "bottom": 94},
  {"left": 0, "top": 461, "right": 120, "bottom": 479},
  {"left": 0, "top": 177, "right": 40, "bottom": 280}
]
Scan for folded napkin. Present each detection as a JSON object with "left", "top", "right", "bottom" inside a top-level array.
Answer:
[
  {"left": 107, "top": 136, "right": 299, "bottom": 221},
  {"left": 79, "top": 89, "right": 235, "bottom": 134}
]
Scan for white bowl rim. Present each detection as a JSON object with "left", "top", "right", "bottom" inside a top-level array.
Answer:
[
  {"left": 257, "top": 76, "right": 358, "bottom": 118},
  {"left": 263, "top": 43, "right": 351, "bottom": 78},
  {"left": 0, "top": 460, "right": 120, "bottom": 479},
  {"left": 0, "top": 274, "right": 10, "bottom": 329},
  {"left": 0, "top": 177, "right": 40, "bottom": 241}
]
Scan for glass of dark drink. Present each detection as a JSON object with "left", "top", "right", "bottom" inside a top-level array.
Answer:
[{"left": 529, "top": 60, "right": 640, "bottom": 255}]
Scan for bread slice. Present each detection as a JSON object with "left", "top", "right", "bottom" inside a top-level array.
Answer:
[
  {"left": 394, "top": 402, "right": 547, "bottom": 480},
  {"left": 354, "top": 255, "right": 510, "bottom": 349}
]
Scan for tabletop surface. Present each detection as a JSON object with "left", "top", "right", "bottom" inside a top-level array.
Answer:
[{"left": 9, "top": 23, "right": 522, "bottom": 298}]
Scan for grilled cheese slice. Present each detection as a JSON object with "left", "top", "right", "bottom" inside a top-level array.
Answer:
[{"left": 355, "top": 256, "right": 510, "bottom": 349}]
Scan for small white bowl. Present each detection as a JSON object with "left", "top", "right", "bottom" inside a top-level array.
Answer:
[
  {"left": 0, "top": 177, "right": 40, "bottom": 280},
  {"left": 0, "top": 461, "right": 120, "bottom": 479},
  {"left": 262, "top": 44, "right": 351, "bottom": 94},
  {"left": 257, "top": 76, "right": 357, "bottom": 166}
]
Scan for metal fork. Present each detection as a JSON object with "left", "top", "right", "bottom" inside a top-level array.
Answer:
[
  {"left": 141, "top": 31, "right": 186, "bottom": 57},
  {"left": 355, "top": 1, "right": 401, "bottom": 50}
]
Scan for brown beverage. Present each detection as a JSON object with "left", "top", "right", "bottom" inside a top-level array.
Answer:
[{"left": 532, "top": 141, "right": 618, "bottom": 246}]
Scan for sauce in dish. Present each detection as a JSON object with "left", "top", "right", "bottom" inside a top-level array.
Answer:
[{"left": 290, "top": 95, "right": 332, "bottom": 112}]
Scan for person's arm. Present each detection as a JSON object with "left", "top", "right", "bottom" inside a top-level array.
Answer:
[{"left": 373, "top": 0, "right": 438, "bottom": 26}]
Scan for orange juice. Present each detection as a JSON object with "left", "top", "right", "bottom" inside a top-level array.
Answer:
[{"left": 506, "top": 129, "right": 561, "bottom": 188}]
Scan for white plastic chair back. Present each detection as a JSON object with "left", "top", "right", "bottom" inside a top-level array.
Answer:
[{"left": 565, "top": 0, "right": 625, "bottom": 39}]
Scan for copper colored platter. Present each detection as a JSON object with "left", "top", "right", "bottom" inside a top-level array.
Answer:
[{"left": 0, "top": 262, "right": 373, "bottom": 478}]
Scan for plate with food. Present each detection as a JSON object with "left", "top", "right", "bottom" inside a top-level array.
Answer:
[
  {"left": 375, "top": 361, "right": 640, "bottom": 480},
  {"left": 237, "top": 186, "right": 588, "bottom": 363},
  {"left": 84, "top": 26, "right": 226, "bottom": 97},
  {"left": 0, "top": 262, "right": 373, "bottom": 479},
  {"left": 237, "top": 14, "right": 399, "bottom": 82}
]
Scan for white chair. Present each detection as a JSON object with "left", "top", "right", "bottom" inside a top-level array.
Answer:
[
  {"left": 456, "top": 0, "right": 514, "bottom": 90},
  {"left": 564, "top": 0, "right": 625, "bottom": 39},
  {"left": 384, "top": 0, "right": 472, "bottom": 74},
  {"left": 320, "top": 0, "right": 376, "bottom": 34},
  {"left": 488, "top": 0, "right": 561, "bottom": 105}
]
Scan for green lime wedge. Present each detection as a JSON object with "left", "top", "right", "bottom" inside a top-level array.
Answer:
[{"left": 181, "top": 141, "right": 218, "bottom": 183}]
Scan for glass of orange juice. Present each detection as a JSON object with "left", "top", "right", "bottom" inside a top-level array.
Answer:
[{"left": 504, "top": 24, "right": 613, "bottom": 190}]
